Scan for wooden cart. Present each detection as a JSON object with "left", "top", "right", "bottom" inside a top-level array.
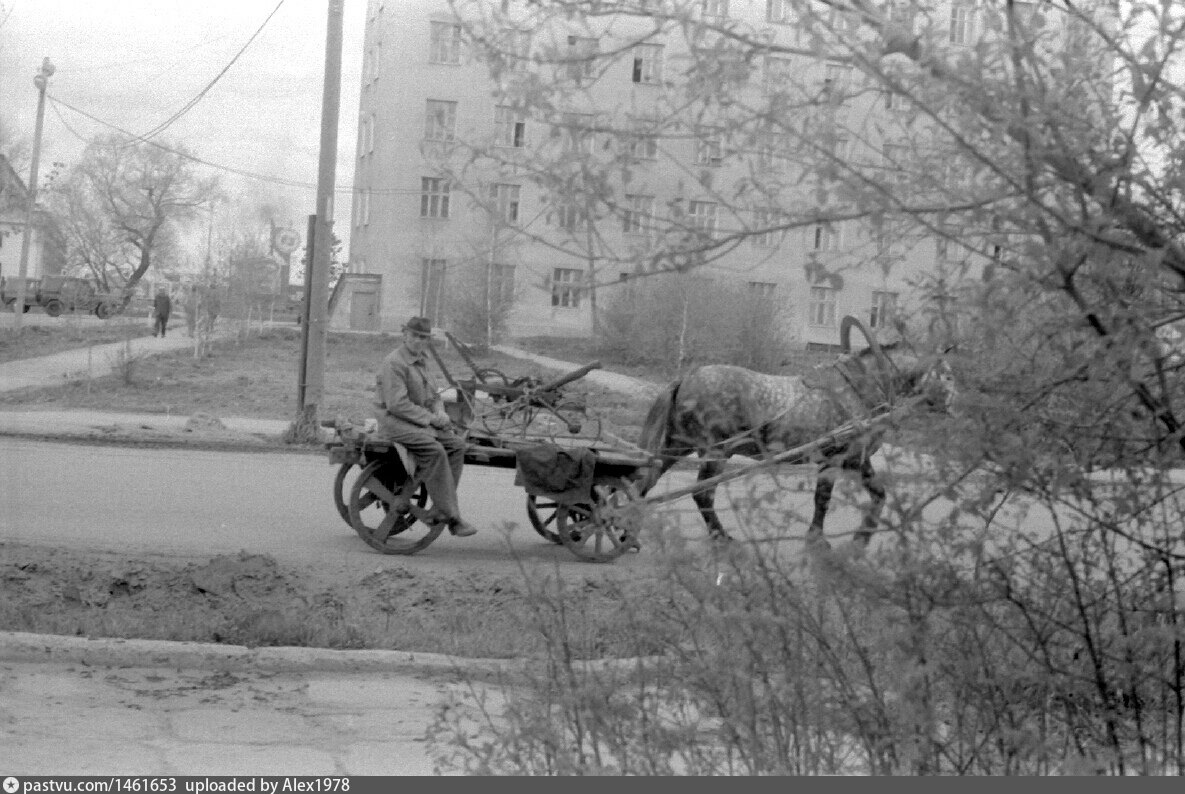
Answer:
[{"left": 324, "top": 352, "right": 655, "bottom": 563}]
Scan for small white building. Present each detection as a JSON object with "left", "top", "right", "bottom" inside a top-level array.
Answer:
[{"left": 0, "top": 154, "right": 64, "bottom": 286}]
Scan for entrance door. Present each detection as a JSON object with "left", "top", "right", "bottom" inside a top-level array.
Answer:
[{"left": 350, "top": 290, "right": 378, "bottom": 331}]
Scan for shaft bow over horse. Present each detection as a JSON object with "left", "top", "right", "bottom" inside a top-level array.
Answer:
[{"left": 635, "top": 316, "right": 951, "bottom": 548}]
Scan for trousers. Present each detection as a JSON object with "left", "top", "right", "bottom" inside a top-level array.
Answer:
[
  {"left": 154, "top": 315, "right": 169, "bottom": 337},
  {"left": 377, "top": 419, "right": 466, "bottom": 520}
]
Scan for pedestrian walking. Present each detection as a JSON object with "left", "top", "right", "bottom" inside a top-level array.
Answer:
[{"left": 153, "top": 288, "right": 172, "bottom": 337}]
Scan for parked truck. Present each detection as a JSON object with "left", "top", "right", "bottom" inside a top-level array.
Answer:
[{"left": 0, "top": 275, "right": 126, "bottom": 318}]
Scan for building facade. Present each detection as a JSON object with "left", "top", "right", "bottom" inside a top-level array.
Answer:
[
  {"left": 0, "top": 154, "right": 64, "bottom": 286},
  {"left": 347, "top": 1, "right": 1066, "bottom": 343}
]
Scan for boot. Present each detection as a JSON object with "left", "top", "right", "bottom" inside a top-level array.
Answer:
[{"left": 448, "top": 518, "right": 477, "bottom": 537}]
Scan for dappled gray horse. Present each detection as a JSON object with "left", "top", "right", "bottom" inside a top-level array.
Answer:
[{"left": 636, "top": 316, "right": 949, "bottom": 547}]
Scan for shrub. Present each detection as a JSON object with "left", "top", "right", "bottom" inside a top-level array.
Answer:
[{"left": 597, "top": 274, "right": 795, "bottom": 374}]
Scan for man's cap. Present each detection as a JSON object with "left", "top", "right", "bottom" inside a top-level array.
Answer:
[{"left": 403, "top": 316, "right": 433, "bottom": 338}]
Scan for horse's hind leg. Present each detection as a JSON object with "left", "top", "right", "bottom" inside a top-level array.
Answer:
[
  {"left": 854, "top": 459, "right": 886, "bottom": 548},
  {"left": 807, "top": 465, "right": 837, "bottom": 550},
  {"left": 691, "top": 458, "right": 731, "bottom": 542}
]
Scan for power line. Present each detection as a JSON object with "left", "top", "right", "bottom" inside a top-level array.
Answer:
[
  {"left": 134, "top": 0, "right": 286, "bottom": 144},
  {"left": 48, "top": 94, "right": 416, "bottom": 195}
]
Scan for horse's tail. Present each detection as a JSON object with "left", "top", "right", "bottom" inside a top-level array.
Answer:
[{"left": 636, "top": 378, "right": 681, "bottom": 495}]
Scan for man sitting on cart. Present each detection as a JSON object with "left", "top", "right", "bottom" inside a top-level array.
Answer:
[{"left": 374, "top": 316, "right": 477, "bottom": 537}]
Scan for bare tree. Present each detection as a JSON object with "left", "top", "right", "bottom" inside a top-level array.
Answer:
[
  {"left": 429, "top": 1, "right": 1185, "bottom": 774},
  {"left": 49, "top": 134, "right": 220, "bottom": 300}
]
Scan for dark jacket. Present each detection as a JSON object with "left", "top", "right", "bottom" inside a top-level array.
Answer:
[{"left": 154, "top": 292, "right": 172, "bottom": 318}]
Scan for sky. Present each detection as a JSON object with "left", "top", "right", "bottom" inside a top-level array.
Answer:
[{"left": 0, "top": 0, "right": 366, "bottom": 254}]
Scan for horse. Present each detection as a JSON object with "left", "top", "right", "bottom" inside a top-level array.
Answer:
[{"left": 635, "top": 316, "right": 951, "bottom": 548}]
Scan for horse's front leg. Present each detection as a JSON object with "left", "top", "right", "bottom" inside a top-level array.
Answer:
[
  {"left": 808, "top": 465, "right": 837, "bottom": 550},
  {"left": 692, "top": 458, "right": 731, "bottom": 542},
  {"left": 854, "top": 458, "right": 886, "bottom": 548}
]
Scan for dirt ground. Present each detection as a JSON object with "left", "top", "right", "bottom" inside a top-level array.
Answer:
[
  {"left": 0, "top": 540, "right": 666, "bottom": 659},
  {"left": 0, "top": 327, "right": 666, "bottom": 656}
]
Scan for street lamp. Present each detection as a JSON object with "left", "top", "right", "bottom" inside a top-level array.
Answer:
[{"left": 11, "top": 57, "right": 56, "bottom": 335}]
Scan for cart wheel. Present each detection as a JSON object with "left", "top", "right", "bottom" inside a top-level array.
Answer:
[
  {"left": 525, "top": 494, "right": 565, "bottom": 544},
  {"left": 347, "top": 459, "right": 439, "bottom": 554},
  {"left": 95, "top": 303, "right": 110, "bottom": 319},
  {"left": 332, "top": 462, "right": 356, "bottom": 524},
  {"left": 557, "top": 486, "right": 639, "bottom": 563},
  {"left": 44, "top": 299, "right": 63, "bottom": 318}
]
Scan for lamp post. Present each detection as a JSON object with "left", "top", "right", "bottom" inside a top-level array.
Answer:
[{"left": 11, "top": 57, "right": 55, "bottom": 335}]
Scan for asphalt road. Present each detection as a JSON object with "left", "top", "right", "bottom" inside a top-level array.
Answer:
[
  {"left": 4, "top": 437, "right": 1106, "bottom": 576},
  {"left": 0, "top": 437, "right": 724, "bottom": 577}
]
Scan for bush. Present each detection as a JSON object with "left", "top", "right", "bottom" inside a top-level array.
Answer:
[
  {"left": 597, "top": 274, "right": 795, "bottom": 374},
  {"left": 431, "top": 484, "right": 1185, "bottom": 775}
]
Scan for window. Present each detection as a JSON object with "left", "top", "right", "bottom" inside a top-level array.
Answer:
[
  {"left": 936, "top": 229, "right": 970, "bottom": 262},
  {"left": 495, "top": 106, "right": 526, "bottom": 147},
  {"left": 551, "top": 268, "right": 583, "bottom": 308},
  {"left": 566, "top": 36, "right": 597, "bottom": 84},
  {"left": 420, "top": 177, "right": 450, "bottom": 218},
  {"left": 490, "top": 183, "right": 521, "bottom": 224},
  {"left": 949, "top": 5, "right": 972, "bottom": 46},
  {"left": 883, "top": 89, "right": 909, "bottom": 112},
  {"left": 696, "top": 127, "right": 723, "bottom": 166},
  {"left": 489, "top": 263, "right": 515, "bottom": 307},
  {"left": 752, "top": 209, "right": 785, "bottom": 248},
  {"left": 763, "top": 55, "right": 795, "bottom": 94},
  {"left": 812, "top": 222, "right": 841, "bottom": 252},
  {"left": 623, "top": 194, "right": 654, "bottom": 234},
  {"left": 559, "top": 113, "right": 594, "bottom": 154},
  {"left": 829, "top": 136, "right": 849, "bottom": 161},
  {"left": 628, "top": 120, "right": 658, "bottom": 160},
  {"left": 688, "top": 200, "right": 718, "bottom": 235},
  {"left": 822, "top": 62, "right": 852, "bottom": 104},
  {"left": 357, "top": 189, "right": 370, "bottom": 227},
  {"left": 758, "top": 128, "right": 790, "bottom": 167},
  {"left": 632, "top": 43, "right": 663, "bottom": 84},
  {"left": 429, "top": 21, "right": 462, "bottom": 64},
  {"left": 702, "top": 0, "right": 729, "bottom": 18},
  {"left": 809, "top": 286, "right": 837, "bottom": 326},
  {"left": 359, "top": 114, "right": 374, "bottom": 155},
  {"left": 885, "top": 0, "right": 917, "bottom": 34},
  {"left": 424, "top": 100, "right": 456, "bottom": 142},
  {"left": 421, "top": 258, "right": 447, "bottom": 323},
  {"left": 767, "top": 0, "right": 793, "bottom": 24},
  {"left": 504, "top": 28, "right": 531, "bottom": 70},
  {"left": 870, "top": 290, "right": 898, "bottom": 328},
  {"left": 748, "top": 281, "right": 776, "bottom": 297},
  {"left": 551, "top": 201, "right": 586, "bottom": 232}
]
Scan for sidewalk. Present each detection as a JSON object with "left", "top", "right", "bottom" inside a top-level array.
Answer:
[{"left": 0, "top": 632, "right": 511, "bottom": 775}]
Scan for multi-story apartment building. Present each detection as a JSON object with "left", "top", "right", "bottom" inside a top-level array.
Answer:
[{"left": 346, "top": 1, "right": 1081, "bottom": 343}]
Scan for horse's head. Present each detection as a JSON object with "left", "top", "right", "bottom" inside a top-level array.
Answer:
[{"left": 839, "top": 316, "right": 955, "bottom": 412}]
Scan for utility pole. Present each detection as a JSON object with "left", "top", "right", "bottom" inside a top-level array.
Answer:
[
  {"left": 12, "top": 57, "right": 54, "bottom": 336},
  {"left": 295, "top": 0, "right": 343, "bottom": 434}
]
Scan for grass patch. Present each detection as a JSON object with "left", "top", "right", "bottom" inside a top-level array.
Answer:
[
  {"left": 0, "top": 327, "right": 654, "bottom": 443},
  {"left": 0, "top": 318, "right": 153, "bottom": 364}
]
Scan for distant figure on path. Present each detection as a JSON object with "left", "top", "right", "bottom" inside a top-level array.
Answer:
[{"left": 153, "top": 288, "right": 172, "bottom": 337}]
